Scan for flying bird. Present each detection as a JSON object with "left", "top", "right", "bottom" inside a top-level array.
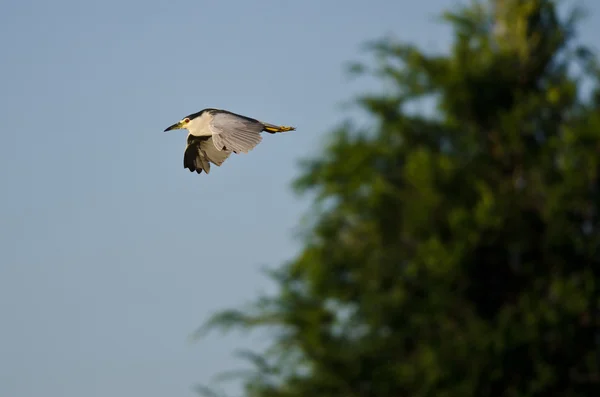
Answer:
[{"left": 164, "top": 108, "right": 296, "bottom": 175}]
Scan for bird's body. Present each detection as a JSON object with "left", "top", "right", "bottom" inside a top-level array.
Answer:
[{"left": 164, "top": 108, "right": 295, "bottom": 175}]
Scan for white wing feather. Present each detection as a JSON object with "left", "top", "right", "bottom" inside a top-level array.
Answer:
[{"left": 208, "top": 112, "right": 264, "bottom": 153}]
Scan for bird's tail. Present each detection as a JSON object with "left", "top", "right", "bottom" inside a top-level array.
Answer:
[{"left": 261, "top": 122, "right": 296, "bottom": 134}]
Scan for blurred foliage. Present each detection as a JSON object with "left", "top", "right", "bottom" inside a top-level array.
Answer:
[{"left": 197, "top": 1, "right": 600, "bottom": 396}]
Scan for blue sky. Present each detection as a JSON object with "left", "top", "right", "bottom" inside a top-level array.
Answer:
[{"left": 1, "top": 1, "right": 599, "bottom": 396}]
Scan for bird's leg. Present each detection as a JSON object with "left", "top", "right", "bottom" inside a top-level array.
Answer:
[{"left": 263, "top": 125, "right": 296, "bottom": 134}]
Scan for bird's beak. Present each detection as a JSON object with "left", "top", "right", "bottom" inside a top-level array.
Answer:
[{"left": 164, "top": 121, "right": 183, "bottom": 132}]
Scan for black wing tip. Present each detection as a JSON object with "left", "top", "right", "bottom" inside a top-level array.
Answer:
[
  {"left": 184, "top": 164, "right": 206, "bottom": 174},
  {"left": 184, "top": 142, "right": 209, "bottom": 175}
]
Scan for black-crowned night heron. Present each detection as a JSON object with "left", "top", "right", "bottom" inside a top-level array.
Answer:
[{"left": 164, "top": 108, "right": 296, "bottom": 175}]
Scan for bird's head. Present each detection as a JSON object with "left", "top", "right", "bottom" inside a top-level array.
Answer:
[{"left": 164, "top": 117, "right": 191, "bottom": 132}]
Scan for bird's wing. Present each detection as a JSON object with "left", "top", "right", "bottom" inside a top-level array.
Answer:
[
  {"left": 200, "top": 136, "right": 232, "bottom": 166},
  {"left": 183, "top": 135, "right": 232, "bottom": 174},
  {"left": 208, "top": 111, "right": 263, "bottom": 154}
]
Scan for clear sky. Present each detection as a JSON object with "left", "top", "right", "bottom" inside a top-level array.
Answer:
[{"left": 1, "top": 1, "right": 599, "bottom": 396}]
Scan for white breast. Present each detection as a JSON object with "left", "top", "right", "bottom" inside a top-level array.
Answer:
[{"left": 187, "top": 111, "right": 214, "bottom": 137}]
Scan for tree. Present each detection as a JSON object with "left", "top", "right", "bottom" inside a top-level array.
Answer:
[{"left": 197, "top": 1, "right": 600, "bottom": 396}]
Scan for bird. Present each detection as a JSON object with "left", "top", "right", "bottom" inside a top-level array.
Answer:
[{"left": 164, "top": 108, "right": 296, "bottom": 175}]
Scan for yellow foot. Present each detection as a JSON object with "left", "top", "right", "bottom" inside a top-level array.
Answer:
[{"left": 264, "top": 125, "right": 296, "bottom": 133}]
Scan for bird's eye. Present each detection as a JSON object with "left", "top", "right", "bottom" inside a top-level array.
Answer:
[{"left": 183, "top": 118, "right": 190, "bottom": 123}]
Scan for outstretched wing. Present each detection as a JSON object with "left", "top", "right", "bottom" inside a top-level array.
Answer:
[
  {"left": 208, "top": 111, "right": 264, "bottom": 154},
  {"left": 183, "top": 134, "right": 232, "bottom": 174}
]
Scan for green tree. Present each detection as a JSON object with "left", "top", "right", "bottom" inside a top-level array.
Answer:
[{"left": 198, "top": 1, "right": 600, "bottom": 396}]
